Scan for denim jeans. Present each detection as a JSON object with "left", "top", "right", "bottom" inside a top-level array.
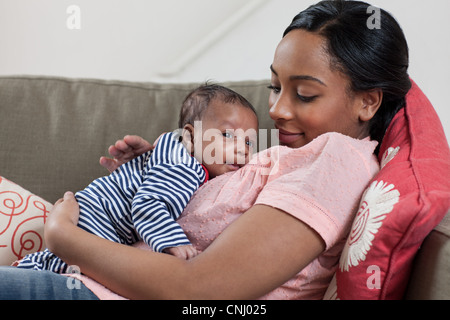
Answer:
[{"left": 0, "top": 267, "right": 99, "bottom": 300}]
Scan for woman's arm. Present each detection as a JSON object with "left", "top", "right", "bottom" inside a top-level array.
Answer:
[{"left": 46, "top": 192, "right": 325, "bottom": 299}]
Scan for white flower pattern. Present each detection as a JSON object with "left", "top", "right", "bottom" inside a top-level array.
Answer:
[
  {"left": 339, "top": 180, "right": 400, "bottom": 272},
  {"left": 380, "top": 146, "right": 400, "bottom": 169}
]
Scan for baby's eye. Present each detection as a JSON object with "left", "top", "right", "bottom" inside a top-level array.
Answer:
[
  {"left": 246, "top": 140, "right": 255, "bottom": 148},
  {"left": 223, "top": 132, "right": 233, "bottom": 139}
]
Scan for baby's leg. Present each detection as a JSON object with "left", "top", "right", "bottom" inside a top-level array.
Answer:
[
  {"left": 17, "top": 190, "right": 128, "bottom": 273},
  {"left": 15, "top": 249, "right": 70, "bottom": 273}
]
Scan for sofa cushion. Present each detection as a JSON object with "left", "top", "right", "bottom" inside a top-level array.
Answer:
[
  {"left": 0, "top": 176, "right": 52, "bottom": 265},
  {"left": 324, "top": 80, "right": 450, "bottom": 300}
]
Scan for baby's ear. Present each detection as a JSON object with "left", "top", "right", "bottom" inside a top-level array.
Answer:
[{"left": 182, "top": 124, "right": 195, "bottom": 154}]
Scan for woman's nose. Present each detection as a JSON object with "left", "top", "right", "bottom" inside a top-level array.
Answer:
[{"left": 269, "top": 94, "right": 294, "bottom": 121}]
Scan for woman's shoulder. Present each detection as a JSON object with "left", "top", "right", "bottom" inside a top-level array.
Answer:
[
  {"left": 272, "top": 132, "right": 378, "bottom": 163},
  {"left": 254, "top": 133, "right": 380, "bottom": 251},
  {"left": 246, "top": 132, "right": 379, "bottom": 180},
  {"left": 306, "top": 132, "right": 378, "bottom": 155},
  {"left": 258, "top": 132, "right": 378, "bottom": 178}
]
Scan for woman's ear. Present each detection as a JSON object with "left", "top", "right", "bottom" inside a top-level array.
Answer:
[
  {"left": 182, "top": 124, "right": 195, "bottom": 154},
  {"left": 359, "top": 89, "right": 383, "bottom": 122}
]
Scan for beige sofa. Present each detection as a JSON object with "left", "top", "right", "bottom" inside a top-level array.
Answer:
[{"left": 0, "top": 75, "right": 448, "bottom": 299}]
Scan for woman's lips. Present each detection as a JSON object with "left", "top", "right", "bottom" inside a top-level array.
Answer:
[{"left": 277, "top": 127, "right": 304, "bottom": 144}]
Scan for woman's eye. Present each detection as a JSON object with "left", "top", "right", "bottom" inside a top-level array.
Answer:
[
  {"left": 267, "top": 85, "right": 280, "bottom": 94},
  {"left": 297, "top": 94, "right": 318, "bottom": 103},
  {"left": 268, "top": 84, "right": 316, "bottom": 103}
]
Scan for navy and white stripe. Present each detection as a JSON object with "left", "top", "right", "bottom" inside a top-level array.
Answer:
[{"left": 17, "top": 132, "right": 206, "bottom": 273}]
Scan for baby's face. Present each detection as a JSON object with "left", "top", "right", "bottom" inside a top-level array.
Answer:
[{"left": 192, "top": 101, "right": 258, "bottom": 178}]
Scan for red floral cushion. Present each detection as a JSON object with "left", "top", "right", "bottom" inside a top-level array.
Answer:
[
  {"left": 325, "top": 80, "right": 450, "bottom": 299},
  {"left": 0, "top": 176, "right": 52, "bottom": 265}
]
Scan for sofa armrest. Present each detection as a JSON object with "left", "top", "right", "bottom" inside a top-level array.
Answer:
[{"left": 405, "top": 210, "right": 450, "bottom": 299}]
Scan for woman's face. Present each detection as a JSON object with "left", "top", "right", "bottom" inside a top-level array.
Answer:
[{"left": 269, "top": 29, "right": 370, "bottom": 149}]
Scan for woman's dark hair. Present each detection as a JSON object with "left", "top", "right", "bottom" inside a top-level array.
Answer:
[
  {"left": 178, "top": 83, "right": 257, "bottom": 128},
  {"left": 284, "top": 0, "right": 411, "bottom": 154}
]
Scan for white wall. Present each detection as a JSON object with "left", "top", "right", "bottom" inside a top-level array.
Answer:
[{"left": 0, "top": 0, "right": 448, "bottom": 139}]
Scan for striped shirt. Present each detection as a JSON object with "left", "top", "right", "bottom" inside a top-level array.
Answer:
[{"left": 75, "top": 131, "right": 208, "bottom": 253}]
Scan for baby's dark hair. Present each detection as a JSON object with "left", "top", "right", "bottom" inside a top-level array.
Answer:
[{"left": 178, "top": 83, "right": 257, "bottom": 128}]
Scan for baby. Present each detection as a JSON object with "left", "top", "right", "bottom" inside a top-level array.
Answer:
[{"left": 17, "top": 84, "right": 258, "bottom": 272}]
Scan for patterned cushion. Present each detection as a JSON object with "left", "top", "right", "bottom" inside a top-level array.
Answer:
[{"left": 0, "top": 176, "right": 52, "bottom": 265}]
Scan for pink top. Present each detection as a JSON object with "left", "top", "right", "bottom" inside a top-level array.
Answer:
[{"left": 75, "top": 132, "right": 379, "bottom": 300}]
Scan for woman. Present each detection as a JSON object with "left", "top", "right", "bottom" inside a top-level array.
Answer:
[{"left": 0, "top": 0, "right": 411, "bottom": 300}]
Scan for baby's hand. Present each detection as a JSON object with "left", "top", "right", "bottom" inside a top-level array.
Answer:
[{"left": 164, "top": 245, "right": 199, "bottom": 260}]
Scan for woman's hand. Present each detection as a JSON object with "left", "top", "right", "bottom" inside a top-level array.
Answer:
[
  {"left": 44, "top": 191, "right": 80, "bottom": 253},
  {"left": 100, "top": 135, "right": 154, "bottom": 173}
]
